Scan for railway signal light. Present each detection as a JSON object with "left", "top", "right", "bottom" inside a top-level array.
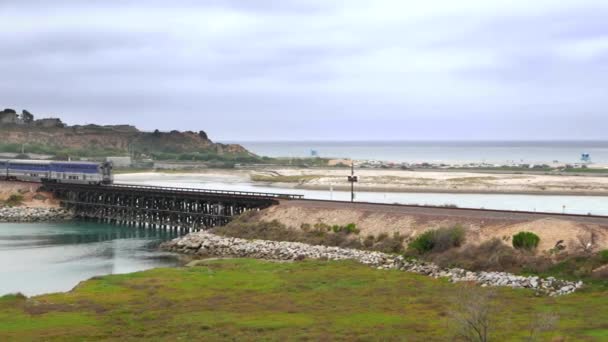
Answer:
[{"left": 348, "top": 161, "right": 358, "bottom": 202}]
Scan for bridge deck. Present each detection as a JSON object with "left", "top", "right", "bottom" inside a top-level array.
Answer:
[
  {"left": 42, "top": 182, "right": 303, "bottom": 230},
  {"left": 45, "top": 182, "right": 304, "bottom": 200}
]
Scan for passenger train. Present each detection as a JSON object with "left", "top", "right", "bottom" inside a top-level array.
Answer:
[{"left": 0, "top": 159, "right": 113, "bottom": 185}]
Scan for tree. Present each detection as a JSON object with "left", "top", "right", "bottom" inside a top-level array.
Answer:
[
  {"left": 21, "top": 110, "right": 34, "bottom": 123},
  {"left": 525, "top": 311, "right": 559, "bottom": 342},
  {"left": 450, "top": 286, "right": 496, "bottom": 342}
]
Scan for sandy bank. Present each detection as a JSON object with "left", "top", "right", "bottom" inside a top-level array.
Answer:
[
  {"left": 117, "top": 168, "right": 608, "bottom": 196},
  {"left": 0, "top": 181, "right": 60, "bottom": 208},
  {"left": 251, "top": 168, "right": 608, "bottom": 196},
  {"left": 256, "top": 202, "right": 608, "bottom": 253}
]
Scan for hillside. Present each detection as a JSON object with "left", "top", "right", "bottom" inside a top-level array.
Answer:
[{"left": 0, "top": 108, "right": 254, "bottom": 161}]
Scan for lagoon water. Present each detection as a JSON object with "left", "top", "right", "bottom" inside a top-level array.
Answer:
[
  {"left": 118, "top": 174, "right": 608, "bottom": 216},
  {"left": 0, "top": 222, "right": 181, "bottom": 296},
  {"left": 4, "top": 171, "right": 607, "bottom": 296},
  {"left": 230, "top": 140, "right": 608, "bottom": 164}
]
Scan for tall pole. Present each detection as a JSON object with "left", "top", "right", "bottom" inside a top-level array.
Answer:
[
  {"left": 351, "top": 161, "right": 355, "bottom": 202},
  {"left": 347, "top": 159, "right": 358, "bottom": 203}
]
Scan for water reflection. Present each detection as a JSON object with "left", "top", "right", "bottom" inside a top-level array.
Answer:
[{"left": 0, "top": 222, "right": 182, "bottom": 296}]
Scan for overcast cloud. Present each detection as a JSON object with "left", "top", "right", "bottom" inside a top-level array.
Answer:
[{"left": 1, "top": 0, "right": 607, "bottom": 140}]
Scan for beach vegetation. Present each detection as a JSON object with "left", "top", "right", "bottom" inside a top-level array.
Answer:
[
  {"left": 408, "top": 225, "right": 465, "bottom": 254},
  {"left": 600, "top": 250, "right": 608, "bottom": 263},
  {"left": 512, "top": 232, "right": 540, "bottom": 250},
  {"left": 5, "top": 194, "right": 24, "bottom": 207},
  {"left": 214, "top": 214, "right": 403, "bottom": 253}
]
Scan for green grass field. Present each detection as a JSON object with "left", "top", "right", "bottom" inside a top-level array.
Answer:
[{"left": 1, "top": 259, "right": 607, "bottom": 341}]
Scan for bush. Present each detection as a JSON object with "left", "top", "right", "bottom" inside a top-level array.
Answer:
[
  {"left": 5, "top": 194, "right": 24, "bottom": 207},
  {"left": 431, "top": 239, "right": 522, "bottom": 272},
  {"left": 408, "top": 231, "right": 435, "bottom": 254},
  {"left": 512, "top": 232, "right": 540, "bottom": 250},
  {"left": 408, "top": 226, "right": 465, "bottom": 254},
  {"left": 433, "top": 225, "right": 465, "bottom": 252},
  {"left": 330, "top": 223, "right": 359, "bottom": 234},
  {"left": 214, "top": 215, "right": 404, "bottom": 254},
  {"left": 600, "top": 250, "right": 608, "bottom": 263}
]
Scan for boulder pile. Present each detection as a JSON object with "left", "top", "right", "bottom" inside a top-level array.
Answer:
[
  {"left": 162, "top": 231, "right": 583, "bottom": 296},
  {"left": 0, "top": 207, "right": 73, "bottom": 223}
]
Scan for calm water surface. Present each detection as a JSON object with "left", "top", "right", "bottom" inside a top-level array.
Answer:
[
  {"left": 118, "top": 174, "right": 608, "bottom": 216},
  {"left": 0, "top": 222, "right": 181, "bottom": 296},
  {"left": 228, "top": 140, "right": 608, "bottom": 164}
]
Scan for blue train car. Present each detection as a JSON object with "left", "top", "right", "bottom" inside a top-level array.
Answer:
[
  {"left": 3, "top": 160, "right": 113, "bottom": 184},
  {"left": 0, "top": 160, "right": 8, "bottom": 180},
  {"left": 6, "top": 160, "right": 51, "bottom": 182},
  {"left": 49, "top": 161, "right": 113, "bottom": 184}
]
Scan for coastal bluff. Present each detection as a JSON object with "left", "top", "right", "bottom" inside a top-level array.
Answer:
[{"left": 0, "top": 108, "right": 253, "bottom": 158}]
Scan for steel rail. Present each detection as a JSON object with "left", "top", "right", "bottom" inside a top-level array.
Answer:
[{"left": 292, "top": 198, "right": 608, "bottom": 220}]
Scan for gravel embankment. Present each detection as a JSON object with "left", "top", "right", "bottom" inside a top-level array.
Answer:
[
  {"left": 0, "top": 207, "right": 74, "bottom": 223},
  {"left": 162, "top": 231, "right": 583, "bottom": 296}
]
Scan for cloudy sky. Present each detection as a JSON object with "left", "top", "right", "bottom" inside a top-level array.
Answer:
[{"left": 1, "top": 0, "right": 607, "bottom": 141}]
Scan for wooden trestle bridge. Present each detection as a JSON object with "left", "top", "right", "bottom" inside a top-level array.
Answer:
[{"left": 43, "top": 183, "right": 303, "bottom": 231}]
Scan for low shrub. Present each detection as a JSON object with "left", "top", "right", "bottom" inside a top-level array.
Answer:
[
  {"left": 408, "top": 231, "right": 435, "bottom": 254},
  {"left": 330, "top": 223, "right": 359, "bottom": 234},
  {"left": 373, "top": 232, "right": 406, "bottom": 254},
  {"left": 599, "top": 250, "right": 608, "bottom": 263},
  {"left": 430, "top": 238, "right": 550, "bottom": 273},
  {"left": 5, "top": 194, "right": 24, "bottom": 207},
  {"left": 428, "top": 239, "right": 608, "bottom": 279},
  {"left": 408, "top": 226, "right": 465, "bottom": 254},
  {"left": 512, "top": 232, "right": 540, "bottom": 250},
  {"left": 433, "top": 225, "right": 465, "bottom": 252},
  {"left": 214, "top": 215, "right": 403, "bottom": 254}
]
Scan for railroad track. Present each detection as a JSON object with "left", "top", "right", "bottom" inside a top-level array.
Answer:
[
  {"left": 285, "top": 199, "right": 608, "bottom": 225},
  {"left": 9, "top": 180, "right": 608, "bottom": 224}
]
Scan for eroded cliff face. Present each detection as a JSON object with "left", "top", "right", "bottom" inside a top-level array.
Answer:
[{"left": 0, "top": 122, "right": 251, "bottom": 156}]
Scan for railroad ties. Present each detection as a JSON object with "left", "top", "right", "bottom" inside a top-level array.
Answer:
[{"left": 43, "top": 183, "right": 303, "bottom": 232}]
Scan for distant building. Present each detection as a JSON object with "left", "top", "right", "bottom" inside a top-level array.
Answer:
[{"left": 106, "top": 156, "right": 132, "bottom": 168}]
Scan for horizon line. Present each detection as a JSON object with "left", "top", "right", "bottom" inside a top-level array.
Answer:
[{"left": 220, "top": 139, "right": 608, "bottom": 143}]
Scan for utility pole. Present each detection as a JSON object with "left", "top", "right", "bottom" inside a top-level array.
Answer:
[{"left": 347, "top": 160, "right": 358, "bottom": 202}]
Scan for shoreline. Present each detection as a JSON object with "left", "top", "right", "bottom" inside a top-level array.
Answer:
[
  {"left": 287, "top": 183, "right": 608, "bottom": 197},
  {"left": 114, "top": 169, "right": 608, "bottom": 197},
  {"left": 0, "top": 206, "right": 73, "bottom": 223}
]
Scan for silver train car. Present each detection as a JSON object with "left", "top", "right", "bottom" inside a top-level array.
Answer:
[{"left": 0, "top": 159, "right": 113, "bottom": 185}]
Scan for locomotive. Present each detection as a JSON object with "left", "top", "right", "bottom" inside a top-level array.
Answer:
[{"left": 0, "top": 159, "right": 113, "bottom": 185}]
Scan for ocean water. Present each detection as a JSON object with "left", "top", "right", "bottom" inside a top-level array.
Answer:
[{"left": 229, "top": 141, "right": 608, "bottom": 164}]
